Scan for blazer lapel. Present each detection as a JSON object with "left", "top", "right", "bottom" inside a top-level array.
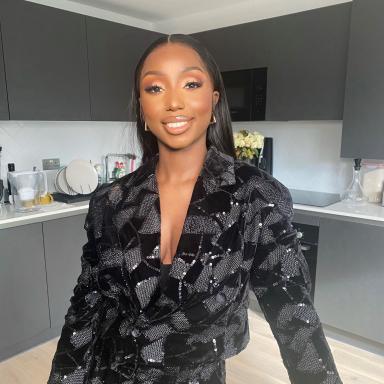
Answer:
[{"left": 116, "top": 145, "right": 237, "bottom": 315}]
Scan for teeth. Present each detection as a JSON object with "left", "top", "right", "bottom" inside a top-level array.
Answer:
[{"left": 165, "top": 121, "right": 188, "bottom": 128}]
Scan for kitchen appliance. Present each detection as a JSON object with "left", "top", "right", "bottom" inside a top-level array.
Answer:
[
  {"left": 250, "top": 219, "right": 319, "bottom": 312},
  {"left": 289, "top": 189, "right": 341, "bottom": 207},
  {"left": 221, "top": 67, "right": 267, "bottom": 121},
  {"left": 291, "top": 222, "right": 319, "bottom": 303},
  {"left": 8, "top": 170, "right": 49, "bottom": 212}
]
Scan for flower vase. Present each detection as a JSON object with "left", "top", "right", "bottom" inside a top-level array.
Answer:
[{"left": 243, "top": 156, "right": 259, "bottom": 167}]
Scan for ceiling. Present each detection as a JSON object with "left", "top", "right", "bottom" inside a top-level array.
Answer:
[
  {"left": 27, "top": 0, "right": 353, "bottom": 33},
  {"left": 67, "top": 0, "right": 243, "bottom": 21},
  {"left": 67, "top": 0, "right": 352, "bottom": 22}
]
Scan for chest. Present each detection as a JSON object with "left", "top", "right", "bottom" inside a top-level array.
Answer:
[{"left": 157, "top": 180, "right": 196, "bottom": 265}]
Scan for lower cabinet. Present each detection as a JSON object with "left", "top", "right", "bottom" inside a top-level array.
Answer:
[
  {"left": 0, "top": 213, "right": 87, "bottom": 362},
  {"left": 0, "top": 223, "right": 50, "bottom": 356},
  {"left": 315, "top": 217, "right": 384, "bottom": 344},
  {"left": 43, "top": 214, "right": 87, "bottom": 329}
]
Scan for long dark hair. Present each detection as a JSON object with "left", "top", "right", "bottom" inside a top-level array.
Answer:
[{"left": 130, "top": 34, "right": 235, "bottom": 164}]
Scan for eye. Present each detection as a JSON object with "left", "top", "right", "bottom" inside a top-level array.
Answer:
[
  {"left": 144, "top": 84, "right": 162, "bottom": 94},
  {"left": 185, "top": 81, "right": 202, "bottom": 89}
]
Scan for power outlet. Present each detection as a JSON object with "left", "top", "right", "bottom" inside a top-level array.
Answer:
[{"left": 42, "top": 158, "right": 61, "bottom": 170}]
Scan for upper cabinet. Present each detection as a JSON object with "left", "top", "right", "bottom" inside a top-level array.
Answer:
[
  {"left": 341, "top": 0, "right": 384, "bottom": 160},
  {"left": 86, "top": 17, "right": 164, "bottom": 121},
  {"left": 266, "top": 3, "right": 351, "bottom": 121},
  {"left": 0, "top": 23, "right": 9, "bottom": 120},
  {"left": 192, "top": 3, "right": 351, "bottom": 121},
  {"left": 0, "top": 0, "right": 90, "bottom": 120}
]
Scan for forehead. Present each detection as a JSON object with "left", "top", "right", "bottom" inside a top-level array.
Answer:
[{"left": 141, "top": 43, "right": 207, "bottom": 76}]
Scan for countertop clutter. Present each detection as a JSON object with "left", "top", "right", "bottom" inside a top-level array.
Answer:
[{"left": 1, "top": 196, "right": 384, "bottom": 230}]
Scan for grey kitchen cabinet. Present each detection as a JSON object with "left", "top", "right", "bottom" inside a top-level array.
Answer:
[
  {"left": 0, "top": 22, "right": 9, "bottom": 120},
  {"left": 192, "top": 3, "right": 351, "bottom": 121},
  {"left": 266, "top": 3, "right": 351, "bottom": 121},
  {"left": 315, "top": 217, "right": 384, "bottom": 344},
  {"left": 341, "top": 0, "right": 384, "bottom": 160},
  {"left": 0, "top": 222, "right": 50, "bottom": 359},
  {"left": 0, "top": 0, "right": 90, "bottom": 120},
  {"left": 43, "top": 213, "right": 88, "bottom": 329},
  {"left": 86, "top": 17, "right": 164, "bottom": 121}
]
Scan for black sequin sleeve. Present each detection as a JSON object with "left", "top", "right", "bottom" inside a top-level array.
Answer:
[
  {"left": 47, "top": 193, "right": 107, "bottom": 384},
  {"left": 249, "top": 179, "right": 343, "bottom": 384}
]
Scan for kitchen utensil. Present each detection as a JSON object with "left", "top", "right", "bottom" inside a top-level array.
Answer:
[{"left": 65, "top": 159, "right": 98, "bottom": 194}]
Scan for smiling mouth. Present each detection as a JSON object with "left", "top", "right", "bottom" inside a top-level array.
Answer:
[
  {"left": 162, "top": 118, "right": 193, "bottom": 134},
  {"left": 164, "top": 121, "right": 190, "bottom": 128}
]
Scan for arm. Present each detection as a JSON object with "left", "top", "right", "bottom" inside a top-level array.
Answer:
[
  {"left": 47, "top": 191, "right": 107, "bottom": 384},
  {"left": 248, "top": 179, "right": 343, "bottom": 384}
]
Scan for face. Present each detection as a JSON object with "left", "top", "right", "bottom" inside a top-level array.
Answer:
[{"left": 139, "top": 43, "right": 219, "bottom": 150}]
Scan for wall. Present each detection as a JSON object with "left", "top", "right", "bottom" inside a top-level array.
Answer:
[
  {"left": 233, "top": 121, "right": 352, "bottom": 194},
  {"left": 0, "top": 120, "right": 354, "bottom": 195},
  {"left": 0, "top": 121, "right": 140, "bottom": 184}
]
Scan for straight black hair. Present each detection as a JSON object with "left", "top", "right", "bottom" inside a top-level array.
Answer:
[{"left": 130, "top": 33, "right": 235, "bottom": 164}]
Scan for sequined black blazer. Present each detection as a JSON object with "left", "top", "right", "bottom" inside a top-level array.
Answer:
[{"left": 48, "top": 145, "right": 343, "bottom": 384}]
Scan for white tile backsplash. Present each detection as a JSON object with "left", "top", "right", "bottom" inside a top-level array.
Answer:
[
  {"left": 0, "top": 119, "right": 364, "bottom": 195},
  {"left": 0, "top": 120, "right": 141, "bottom": 182},
  {"left": 232, "top": 120, "right": 354, "bottom": 194}
]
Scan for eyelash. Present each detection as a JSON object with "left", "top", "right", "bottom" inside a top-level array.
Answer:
[{"left": 144, "top": 81, "right": 202, "bottom": 94}]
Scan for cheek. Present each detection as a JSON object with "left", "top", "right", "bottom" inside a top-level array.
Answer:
[
  {"left": 189, "top": 91, "right": 213, "bottom": 116},
  {"left": 140, "top": 95, "right": 162, "bottom": 118}
]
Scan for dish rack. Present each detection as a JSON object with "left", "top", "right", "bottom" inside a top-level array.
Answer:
[{"left": 104, "top": 153, "right": 137, "bottom": 183}]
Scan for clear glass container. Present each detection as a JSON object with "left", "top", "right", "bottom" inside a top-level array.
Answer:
[{"left": 341, "top": 158, "right": 368, "bottom": 205}]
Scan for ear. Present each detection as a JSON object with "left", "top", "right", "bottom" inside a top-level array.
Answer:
[{"left": 213, "top": 91, "right": 220, "bottom": 107}]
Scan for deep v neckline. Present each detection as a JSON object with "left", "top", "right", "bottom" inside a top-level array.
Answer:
[{"left": 154, "top": 165, "right": 198, "bottom": 269}]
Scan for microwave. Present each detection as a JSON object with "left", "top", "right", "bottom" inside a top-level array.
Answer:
[{"left": 221, "top": 67, "right": 267, "bottom": 121}]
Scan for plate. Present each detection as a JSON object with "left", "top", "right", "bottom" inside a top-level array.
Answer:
[
  {"left": 55, "top": 167, "right": 77, "bottom": 195},
  {"left": 65, "top": 159, "right": 99, "bottom": 195}
]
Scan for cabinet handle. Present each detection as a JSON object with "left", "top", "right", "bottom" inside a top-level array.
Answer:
[{"left": 300, "top": 243, "right": 311, "bottom": 251}]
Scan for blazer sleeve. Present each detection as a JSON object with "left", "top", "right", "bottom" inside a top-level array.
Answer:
[
  {"left": 248, "top": 181, "right": 343, "bottom": 384},
  {"left": 47, "top": 191, "right": 107, "bottom": 384}
]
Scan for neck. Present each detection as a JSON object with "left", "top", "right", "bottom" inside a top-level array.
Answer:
[{"left": 155, "top": 141, "right": 208, "bottom": 185}]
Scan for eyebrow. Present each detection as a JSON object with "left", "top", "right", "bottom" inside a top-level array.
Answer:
[{"left": 142, "top": 66, "right": 204, "bottom": 78}]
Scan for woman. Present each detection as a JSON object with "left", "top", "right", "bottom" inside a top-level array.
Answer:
[{"left": 48, "top": 34, "right": 343, "bottom": 384}]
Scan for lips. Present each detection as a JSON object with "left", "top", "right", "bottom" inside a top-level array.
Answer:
[
  {"left": 162, "top": 117, "right": 193, "bottom": 135},
  {"left": 162, "top": 115, "right": 193, "bottom": 124}
]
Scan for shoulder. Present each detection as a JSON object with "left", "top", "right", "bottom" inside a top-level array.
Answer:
[{"left": 234, "top": 159, "right": 293, "bottom": 216}]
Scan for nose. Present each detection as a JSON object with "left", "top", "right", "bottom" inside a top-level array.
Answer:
[{"left": 164, "top": 88, "right": 185, "bottom": 111}]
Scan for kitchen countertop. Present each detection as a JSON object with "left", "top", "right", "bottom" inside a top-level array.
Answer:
[
  {"left": 0, "top": 201, "right": 90, "bottom": 230},
  {"left": 1, "top": 198, "right": 384, "bottom": 230}
]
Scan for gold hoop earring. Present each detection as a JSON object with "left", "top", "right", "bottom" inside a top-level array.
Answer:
[{"left": 210, "top": 113, "right": 217, "bottom": 124}]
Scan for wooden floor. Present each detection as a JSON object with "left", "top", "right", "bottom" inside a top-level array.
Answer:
[{"left": 1, "top": 309, "right": 383, "bottom": 383}]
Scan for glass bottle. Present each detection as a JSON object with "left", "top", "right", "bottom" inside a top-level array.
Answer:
[{"left": 341, "top": 158, "right": 368, "bottom": 204}]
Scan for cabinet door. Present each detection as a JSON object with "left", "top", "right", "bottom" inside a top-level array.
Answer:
[
  {"left": 0, "top": 23, "right": 9, "bottom": 120},
  {"left": 43, "top": 214, "right": 88, "bottom": 329},
  {"left": 0, "top": 0, "right": 90, "bottom": 120},
  {"left": 267, "top": 3, "right": 351, "bottom": 121},
  {"left": 86, "top": 17, "right": 164, "bottom": 121},
  {"left": 341, "top": 0, "right": 384, "bottom": 160},
  {"left": 0, "top": 223, "right": 50, "bottom": 353},
  {"left": 192, "top": 3, "right": 351, "bottom": 121},
  {"left": 316, "top": 217, "right": 384, "bottom": 344}
]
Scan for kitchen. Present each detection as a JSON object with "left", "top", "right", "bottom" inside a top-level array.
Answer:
[{"left": 1, "top": 0, "right": 384, "bottom": 383}]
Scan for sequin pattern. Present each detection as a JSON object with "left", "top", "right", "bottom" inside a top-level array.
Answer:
[{"left": 47, "top": 145, "right": 343, "bottom": 384}]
